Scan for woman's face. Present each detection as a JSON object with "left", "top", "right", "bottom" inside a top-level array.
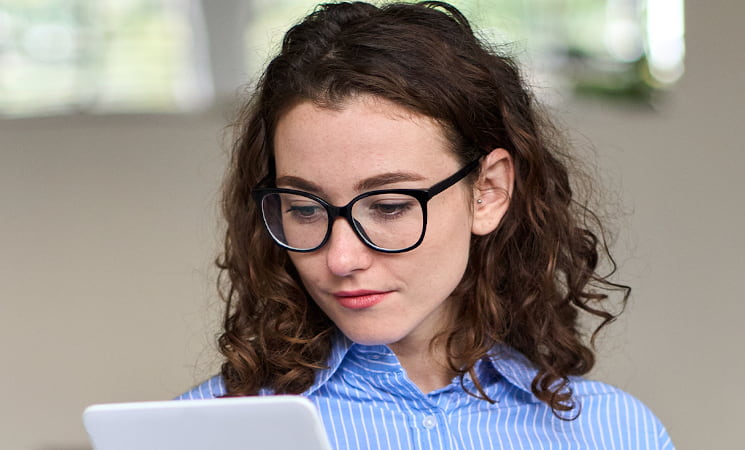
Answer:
[{"left": 273, "top": 95, "right": 475, "bottom": 350}]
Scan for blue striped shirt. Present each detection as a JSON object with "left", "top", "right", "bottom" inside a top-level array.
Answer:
[{"left": 178, "top": 334, "right": 674, "bottom": 449}]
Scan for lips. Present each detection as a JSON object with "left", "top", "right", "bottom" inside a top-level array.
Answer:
[{"left": 332, "top": 290, "right": 390, "bottom": 310}]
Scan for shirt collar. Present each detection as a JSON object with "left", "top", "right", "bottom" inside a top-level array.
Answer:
[
  {"left": 304, "top": 332, "right": 541, "bottom": 398},
  {"left": 304, "top": 331, "right": 355, "bottom": 396},
  {"left": 486, "top": 344, "right": 540, "bottom": 397}
]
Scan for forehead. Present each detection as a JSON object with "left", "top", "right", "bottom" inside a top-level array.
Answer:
[{"left": 272, "top": 96, "right": 459, "bottom": 191}]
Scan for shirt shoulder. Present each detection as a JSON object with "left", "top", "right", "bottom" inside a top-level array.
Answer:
[
  {"left": 175, "top": 375, "right": 226, "bottom": 400},
  {"left": 487, "top": 346, "right": 674, "bottom": 449},
  {"left": 175, "top": 333, "right": 352, "bottom": 400},
  {"left": 568, "top": 378, "right": 675, "bottom": 449}
]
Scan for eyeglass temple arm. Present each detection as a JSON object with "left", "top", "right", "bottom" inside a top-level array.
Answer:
[{"left": 425, "top": 157, "right": 483, "bottom": 199}]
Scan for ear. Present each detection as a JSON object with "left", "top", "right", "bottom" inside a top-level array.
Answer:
[{"left": 471, "top": 148, "right": 514, "bottom": 236}]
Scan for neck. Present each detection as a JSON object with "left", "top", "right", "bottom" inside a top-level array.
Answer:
[{"left": 388, "top": 338, "right": 456, "bottom": 394}]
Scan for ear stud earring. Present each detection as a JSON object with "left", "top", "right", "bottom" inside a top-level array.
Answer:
[{"left": 477, "top": 199, "right": 483, "bottom": 204}]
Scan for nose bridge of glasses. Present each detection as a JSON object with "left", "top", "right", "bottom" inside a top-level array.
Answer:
[
  {"left": 322, "top": 211, "right": 370, "bottom": 257},
  {"left": 327, "top": 202, "right": 368, "bottom": 244}
]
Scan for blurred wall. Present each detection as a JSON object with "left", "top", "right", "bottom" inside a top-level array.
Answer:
[
  {"left": 0, "top": 113, "right": 228, "bottom": 449},
  {"left": 562, "top": 1, "right": 744, "bottom": 447},
  {"left": 1, "top": 1, "right": 742, "bottom": 449}
]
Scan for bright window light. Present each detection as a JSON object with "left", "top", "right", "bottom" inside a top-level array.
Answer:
[
  {"left": 0, "top": 0, "right": 212, "bottom": 118},
  {"left": 646, "top": 0, "right": 686, "bottom": 84}
]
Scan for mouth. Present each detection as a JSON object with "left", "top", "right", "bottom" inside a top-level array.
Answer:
[{"left": 332, "top": 290, "right": 391, "bottom": 310}]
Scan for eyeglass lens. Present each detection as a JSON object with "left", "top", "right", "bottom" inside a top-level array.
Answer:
[{"left": 260, "top": 192, "right": 424, "bottom": 251}]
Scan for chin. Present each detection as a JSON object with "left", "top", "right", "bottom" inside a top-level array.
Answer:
[{"left": 338, "top": 327, "right": 406, "bottom": 347}]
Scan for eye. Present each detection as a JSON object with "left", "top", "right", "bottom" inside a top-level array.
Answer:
[
  {"left": 284, "top": 202, "right": 326, "bottom": 224},
  {"left": 367, "top": 198, "right": 417, "bottom": 221},
  {"left": 372, "top": 202, "right": 411, "bottom": 215},
  {"left": 287, "top": 205, "right": 321, "bottom": 217}
]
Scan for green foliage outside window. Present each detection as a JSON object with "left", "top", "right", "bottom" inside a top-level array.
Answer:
[
  {"left": 0, "top": 0, "right": 683, "bottom": 117},
  {"left": 0, "top": 0, "right": 199, "bottom": 117}
]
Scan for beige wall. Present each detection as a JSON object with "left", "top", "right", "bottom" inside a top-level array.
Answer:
[
  {"left": 564, "top": 3, "right": 744, "bottom": 448},
  {"left": 0, "top": 113, "right": 228, "bottom": 449},
  {"left": 1, "top": 1, "right": 743, "bottom": 448}
]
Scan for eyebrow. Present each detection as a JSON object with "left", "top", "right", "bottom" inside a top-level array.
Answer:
[
  {"left": 356, "top": 172, "right": 427, "bottom": 191},
  {"left": 275, "top": 171, "right": 427, "bottom": 197}
]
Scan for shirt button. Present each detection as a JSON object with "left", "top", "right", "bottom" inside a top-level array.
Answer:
[{"left": 422, "top": 415, "right": 436, "bottom": 429}]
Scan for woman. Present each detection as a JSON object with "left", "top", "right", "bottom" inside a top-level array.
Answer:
[{"left": 179, "top": 1, "right": 674, "bottom": 448}]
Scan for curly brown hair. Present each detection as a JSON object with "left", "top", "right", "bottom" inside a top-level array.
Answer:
[{"left": 216, "top": 1, "right": 629, "bottom": 416}]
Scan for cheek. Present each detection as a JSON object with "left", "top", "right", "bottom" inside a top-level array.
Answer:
[
  {"left": 430, "top": 189, "right": 474, "bottom": 249},
  {"left": 411, "top": 202, "right": 473, "bottom": 289},
  {"left": 287, "top": 254, "right": 322, "bottom": 290}
]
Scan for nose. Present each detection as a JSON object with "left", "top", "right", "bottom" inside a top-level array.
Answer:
[{"left": 324, "top": 217, "right": 373, "bottom": 277}]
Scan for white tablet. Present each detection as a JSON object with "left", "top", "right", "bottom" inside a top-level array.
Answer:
[{"left": 82, "top": 396, "right": 333, "bottom": 450}]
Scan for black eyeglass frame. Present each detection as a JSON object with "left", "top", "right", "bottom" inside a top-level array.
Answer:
[{"left": 251, "top": 157, "right": 482, "bottom": 253}]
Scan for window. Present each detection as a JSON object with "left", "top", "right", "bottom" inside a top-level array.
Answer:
[
  {"left": 0, "top": 0, "right": 685, "bottom": 117},
  {"left": 243, "top": 0, "right": 685, "bottom": 102},
  {"left": 0, "top": 0, "right": 211, "bottom": 117}
]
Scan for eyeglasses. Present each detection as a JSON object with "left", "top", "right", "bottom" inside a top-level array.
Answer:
[{"left": 252, "top": 157, "right": 481, "bottom": 253}]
